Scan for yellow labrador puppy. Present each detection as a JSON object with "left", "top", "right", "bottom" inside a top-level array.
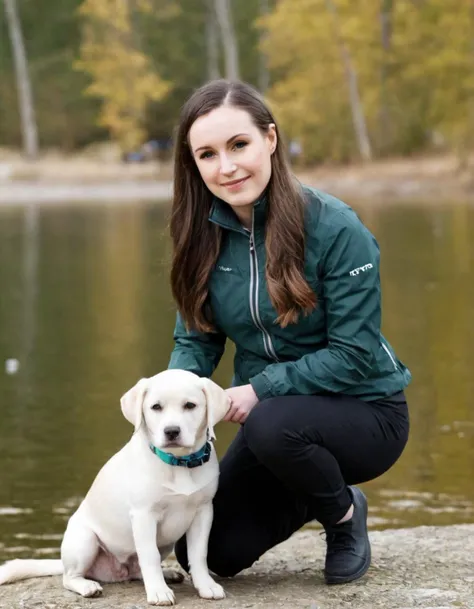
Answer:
[{"left": 0, "top": 370, "right": 230, "bottom": 606}]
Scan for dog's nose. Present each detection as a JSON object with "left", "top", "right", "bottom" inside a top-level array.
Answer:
[{"left": 164, "top": 426, "right": 181, "bottom": 441}]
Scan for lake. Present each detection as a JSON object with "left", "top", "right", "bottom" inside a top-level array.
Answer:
[{"left": 0, "top": 197, "right": 473, "bottom": 561}]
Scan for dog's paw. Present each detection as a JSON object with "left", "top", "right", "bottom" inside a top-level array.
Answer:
[
  {"left": 196, "top": 580, "right": 226, "bottom": 600},
  {"left": 74, "top": 579, "right": 103, "bottom": 598},
  {"left": 63, "top": 575, "right": 103, "bottom": 598},
  {"left": 146, "top": 584, "right": 176, "bottom": 605},
  {"left": 163, "top": 568, "right": 184, "bottom": 584},
  {"left": 82, "top": 580, "right": 103, "bottom": 598}
]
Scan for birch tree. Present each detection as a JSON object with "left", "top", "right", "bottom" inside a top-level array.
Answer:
[
  {"left": 258, "top": 0, "right": 270, "bottom": 92},
  {"left": 3, "top": 0, "right": 39, "bottom": 159},
  {"left": 379, "top": 0, "right": 394, "bottom": 152},
  {"left": 206, "top": 0, "right": 220, "bottom": 80},
  {"left": 214, "top": 0, "right": 239, "bottom": 80},
  {"left": 261, "top": 0, "right": 377, "bottom": 162},
  {"left": 325, "top": 0, "right": 372, "bottom": 161}
]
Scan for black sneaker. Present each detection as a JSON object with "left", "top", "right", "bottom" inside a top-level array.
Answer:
[{"left": 323, "top": 486, "right": 371, "bottom": 584}]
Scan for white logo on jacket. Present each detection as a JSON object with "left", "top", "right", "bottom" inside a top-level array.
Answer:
[{"left": 349, "top": 263, "right": 373, "bottom": 276}]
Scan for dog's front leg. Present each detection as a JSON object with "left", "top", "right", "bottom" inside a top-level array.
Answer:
[
  {"left": 131, "top": 509, "right": 175, "bottom": 606},
  {"left": 186, "top": 502, "right": 225, "bottom": 600}
]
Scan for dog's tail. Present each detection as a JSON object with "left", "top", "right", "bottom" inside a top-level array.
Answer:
[{"left": 0, "top": 559, "right": 63, "bottom": 584}]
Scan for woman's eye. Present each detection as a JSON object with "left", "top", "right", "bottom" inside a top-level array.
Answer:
[
  {"left": 184, "top": 402, "right": 197, "bottom": 410},
  {"left": 199, "top": 150, "right": 214, "bottom": 159},
  {"left": 233, "top": 141, "right": 247, "bottom": 150},
  {"left": 151, "top": 403, "right": 162, "bottom": 411}
]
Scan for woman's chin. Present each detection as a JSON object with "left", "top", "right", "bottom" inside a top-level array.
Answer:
[{"left": 218, "top": 191, "right": 259, "bottom": 207}]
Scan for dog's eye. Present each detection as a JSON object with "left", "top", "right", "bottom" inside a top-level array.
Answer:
[
  {"left": 151, "top": 403, "right": 162, "bottom": 411},
  {"left": 184, "top": 402, "right": 197, "bottom": 410}
]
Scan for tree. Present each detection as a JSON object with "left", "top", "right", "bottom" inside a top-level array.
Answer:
[
  {"left": 261, "top": 0, "right": 370, "bottom": 162},
  {"left": 3, "top": 0, "right": 39, "bottom": 159},
  {"left": 379, "top": 0, "right": 394, "bottom": 153},
  {"left": 214, "top": 0, "right": 239, "bottom": 80},
  {"left": 2, "top": 0, "right": 473, "bottom": 162},
  {"left": 258, "top": 0, "right": 270, "bottom": 93},
  {"left": 206, "top": 0, "right": 220, "bottom": 80},
  {"left": 76, "top": 0, "right": 171, "bottom": 151},
  {"left": 325, "top": 0, "right": 372, "bottom": 161}
]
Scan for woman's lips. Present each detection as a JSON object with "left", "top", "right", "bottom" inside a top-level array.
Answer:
[{"left": 222, "top": 176, "right": 250, "bottom": 190}]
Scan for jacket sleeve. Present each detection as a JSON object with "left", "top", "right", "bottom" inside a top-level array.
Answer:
[
  {"left": 168, "top": 312, "right": 227, "bottom": 378},
  {"left": 249, "top": 214, "right": 382, "bottom": 400}
]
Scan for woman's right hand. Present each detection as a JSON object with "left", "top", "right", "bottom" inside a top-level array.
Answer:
[{"left": 223, "top": 385, "right": 259, "bottom": 424}]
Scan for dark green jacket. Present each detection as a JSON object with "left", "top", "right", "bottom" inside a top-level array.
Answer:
[{"left": 168, "top": 186, "right": 411, "bottom": 401}]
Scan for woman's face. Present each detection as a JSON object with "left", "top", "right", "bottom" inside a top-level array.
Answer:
[{"left": 188, "top": 105, "right": 277, "bottom": 226}]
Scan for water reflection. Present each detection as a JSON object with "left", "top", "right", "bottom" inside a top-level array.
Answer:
[{"left": 0, "top": 198, "right": 473, "bottom": 561}]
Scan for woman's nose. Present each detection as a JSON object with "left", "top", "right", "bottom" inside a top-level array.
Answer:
[{"left": 219, "top": 154, "right": 236, "bottom": 175}]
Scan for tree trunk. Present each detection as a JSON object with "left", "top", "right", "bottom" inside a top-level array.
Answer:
[
  {"left": 3, "top": 0, "right": 39, "bottom": 159},
  {"left": 206, "top": 0, "right": 220, "bottom": 80},
  {"left": 470, "top": 0, "right": 474, "bottom": 151},
  {"left": 325, "top": 0, "right": 372, "bottom": 161},
  {"left": 214, "top": 0, "right": 239, "bottom": 80},
  {"left": 258, "top": 0, "right": 270, "bottom": 92},
  {"left": 379, "top": 0, "right": 394, "bottom": 153}
]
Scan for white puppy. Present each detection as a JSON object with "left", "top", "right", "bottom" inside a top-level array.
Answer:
[{"left": 0, "top": 369, "right": 230, "bottom": 606}]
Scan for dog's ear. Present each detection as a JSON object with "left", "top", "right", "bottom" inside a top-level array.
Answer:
[
  {"left": 120, "top": 378, "right": 149, "bottom": 431},
  {"left": 200, "top": 378, "right": 231, "bottom": 440}
]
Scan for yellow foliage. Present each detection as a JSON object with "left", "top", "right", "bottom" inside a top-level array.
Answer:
[
  {"left": 259, "top": 0, "right": 474, "bottom": 161},
  {"left": 259, "top": 0, "right": 379, "bottom": 161},
  {"left": 76, "top": 0, "right": 171, "bottom": 150}
]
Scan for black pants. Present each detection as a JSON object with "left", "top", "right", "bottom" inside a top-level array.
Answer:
[{"left": 175, "top": 392, "right": 409, "bottom": 578}]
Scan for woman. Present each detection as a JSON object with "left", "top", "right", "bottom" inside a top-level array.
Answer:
[{"left": 166, "top": 79, "right": 411, "bottom": 584}]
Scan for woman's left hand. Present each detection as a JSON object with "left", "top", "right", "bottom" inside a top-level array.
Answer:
[{"left": 223, "top": 384, "right": 259, "bottom": 424}]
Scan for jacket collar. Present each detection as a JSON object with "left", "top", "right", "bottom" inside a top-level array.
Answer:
[{"left": 209, "top": 191, "right": 268, "bottom": 234}]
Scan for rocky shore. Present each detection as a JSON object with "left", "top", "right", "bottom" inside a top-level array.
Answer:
[{"left": 1, "top": 524, "right": 473, "bottom": 609}]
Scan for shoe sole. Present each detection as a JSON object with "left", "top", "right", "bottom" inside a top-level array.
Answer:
[{"left": 324, "top": 487, "right": 371, "bottom": 585}]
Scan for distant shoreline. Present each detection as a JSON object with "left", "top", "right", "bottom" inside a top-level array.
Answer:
[
  {"left": 0, "top": 153, "right": 472, "bottom": 204},
  {"left": 0, "top": 181, "right": 173, "bottom": 205}
]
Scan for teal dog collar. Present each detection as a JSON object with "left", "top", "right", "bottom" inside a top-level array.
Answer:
[{"left": 149, "top": 441, "right": 212, "bottom": 468}]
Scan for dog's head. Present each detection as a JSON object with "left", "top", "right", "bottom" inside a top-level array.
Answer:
[{"left": 120, "top": 370, "right": 230, "bottom": 454}]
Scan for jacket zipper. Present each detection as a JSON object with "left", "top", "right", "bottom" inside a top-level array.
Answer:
[{"left": 248, "top": 228, "right": 279, "bottom": 362}]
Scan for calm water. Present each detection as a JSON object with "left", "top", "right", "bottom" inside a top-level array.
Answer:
[{"left": 0, "top": 198, "right": 473, "bottom": 561}]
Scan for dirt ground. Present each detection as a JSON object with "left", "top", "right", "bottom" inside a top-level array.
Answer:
[{"left": 1, "top": 524, "right": 473, "bottom": 609}]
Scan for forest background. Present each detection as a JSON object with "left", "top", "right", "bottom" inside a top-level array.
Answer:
[{"left": 0, "top": 0, "right": 469, "bottom": 170}]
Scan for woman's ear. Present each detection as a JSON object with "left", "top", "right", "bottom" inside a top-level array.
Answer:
[{"left": 267, "top": 123, "right": 277, "bottom": 154}]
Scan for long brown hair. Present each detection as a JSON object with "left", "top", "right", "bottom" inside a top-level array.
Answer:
[{"left": 170, "top": 79, "right": 316, "bottom": 333}]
